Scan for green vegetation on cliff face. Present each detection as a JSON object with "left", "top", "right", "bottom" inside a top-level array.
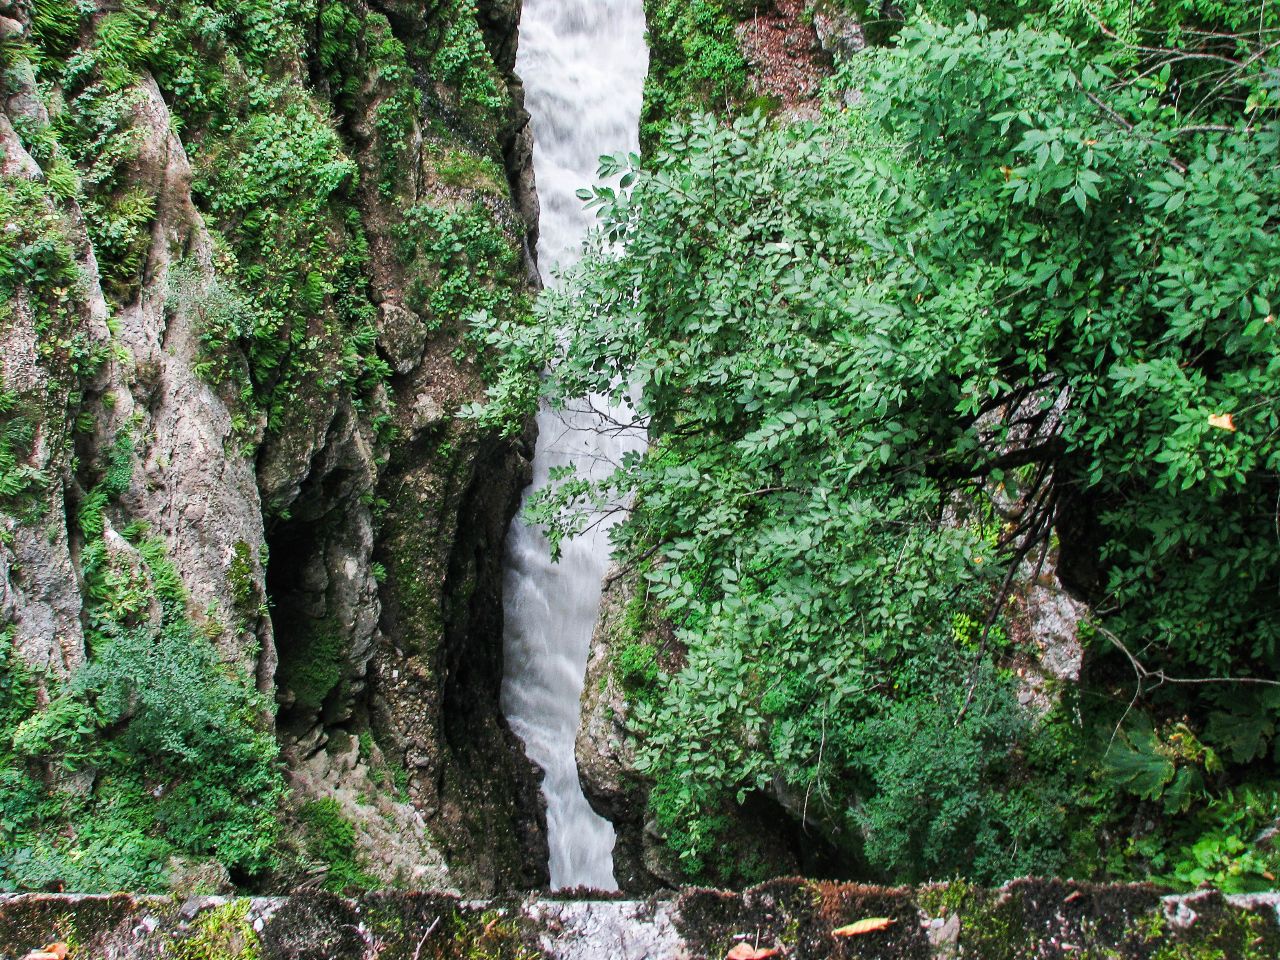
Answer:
[
  {"left": 641, "top": 0, "right": 751, "bottom": 149},
  {"left": 1, "top": 0, "right": 534, "bottom": 894},
  {"left": 1, "top": 430, "right": 281, "bottom": 887},
  {"left": 481, "top": 0, "right": 1280, "bottom": 890}
]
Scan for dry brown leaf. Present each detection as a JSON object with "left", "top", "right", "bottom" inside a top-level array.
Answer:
[
  {"left": 832, "top": 917, "right": 895, "bottom": 937},
  {"left": 1208, "top": 412, "right": 1237, "bottom": 432},
  {"left": 725, "top": 943, "right": 781, "bottom": 959}
]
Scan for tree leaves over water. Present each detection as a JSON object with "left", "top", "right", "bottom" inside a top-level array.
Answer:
[{"left": 477, "top": 9, "right": 1280, "bottom": 885}]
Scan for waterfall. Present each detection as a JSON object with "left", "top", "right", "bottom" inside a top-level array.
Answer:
[{"left": 500, "top": 0, "right": 648, "bottom": 891}]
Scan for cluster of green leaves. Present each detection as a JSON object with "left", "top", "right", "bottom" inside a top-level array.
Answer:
[
  {"left": 297, "top": 797, "right": 376, "bottom": 892},
  {"left": 1069, "top": 690, "right": 1280, "bottom": 891},
  {"left": 395, "top": 200, "right": 527, "bottom": 341},
  {"left": 426, "top": 140, "right": 509, "bottom": 195},
  {"left": 191, "top": 93, "right": 382, "bottom": 428},
  {"left": 425, "top": 0, "right": 509, "bottom": 142},
  {"left": 844, "top": 0, "right": 1280, "bottom": 50},
  {"left": 23, "top": 5, "right": 157, "bottom": 305},
  {"left": 165, "top": 257, "right": 253, "bottom": 398},
  {"left": 480, "top": 7, "right": 1280, "bottom": 885},
  {"left": 1035, "top": 0, "right": 1280, "bottom": 48},
  {"left": 0, "top": 436, "right": 285, "bottom": 892},
  {"left": 276, "top": 619, "right": 347, "bottom": 714},
  {"left": 838, "top": 660, "right": 1069, "bottom": 882},
  {"left": 0, "top": 174, "right": 104, "bottom": 390},
  {"left": 316, "top": 3, "right": 421, "bottom": 198},
  {"left": 169, "top": 901, "right": 262, "bottom": 960},
  {"left": 0, "top": 392, "right": 48, "bottom": 521},
  {"left": 641, "top": 0, "right": 750, "bottom": 150}
]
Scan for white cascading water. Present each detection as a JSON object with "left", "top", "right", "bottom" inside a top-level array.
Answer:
[{"left": 500, "top": 0, "right": 648, "bottom": 890}]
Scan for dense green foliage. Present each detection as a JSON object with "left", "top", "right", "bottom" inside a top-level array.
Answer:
[
  {"left": 277, "top": 620, "right": 347, "bottom": 713},
  {"left": 480, "top": 1, "right": 1280, "bottom": 887},
  {"left": 395, "top": 200, "right": 529, "bottom": 341},
  {"left": 298, "top": 797, "right": 377, "bottom": 892}
]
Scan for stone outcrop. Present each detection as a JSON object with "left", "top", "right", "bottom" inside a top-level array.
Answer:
[
  {"left": 810, "top": 0, "right": 866, "bottom": 62},
  {"left": 3, "top": 881, "right": 1278, "bottom": 959},
  {"left": 575, "top": 567, "right": 675, "bottom": 892}
]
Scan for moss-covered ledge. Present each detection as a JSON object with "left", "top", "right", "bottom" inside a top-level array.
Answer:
[{"left": 1, "top": 879, "right": 1277, "bottom": 959}]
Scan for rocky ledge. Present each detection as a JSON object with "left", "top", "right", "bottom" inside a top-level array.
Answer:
[{"left": 1, "top": 879, "right": 1277, "bottom": 959}]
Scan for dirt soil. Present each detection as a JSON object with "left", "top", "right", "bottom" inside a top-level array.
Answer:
[{"left": 736, "top": 0, "right": 830, "bottom": 116}]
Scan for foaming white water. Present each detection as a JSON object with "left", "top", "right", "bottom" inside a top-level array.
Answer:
[{"left": 501, "top": 0, "right": 648, "bottom": 891}]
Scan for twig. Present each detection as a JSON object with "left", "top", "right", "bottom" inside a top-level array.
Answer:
[
  {"left": 802, "top": 710, "right": 827, "bottom": 833},
  {"left": 1171, "top": 123, "right": 1253, "bottom": 135},
  {"left": 602, "top": 540, "right": 666, "bottom": 588},
  {"left": 1081, "top": 89, "right": 1189, "bottom": 173},
  {"left": 1094, "top": 622, "right": 1280, "bottom": 690},
  {"left": 955, "top": 488, "right": 1056, "bottom": 726},
  {"left": 412, "top": 917, "right": 441, "bottom": 960}
]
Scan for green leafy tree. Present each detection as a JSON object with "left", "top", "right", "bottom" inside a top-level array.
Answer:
[{"left": 477, "top": 10, "right": 1280, "bottom": 883}]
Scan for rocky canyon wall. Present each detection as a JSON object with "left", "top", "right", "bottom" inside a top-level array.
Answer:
[{"left": 0, "top": 0, "right": 544, "bottom": 895}]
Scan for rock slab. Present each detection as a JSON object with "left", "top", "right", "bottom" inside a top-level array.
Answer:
[{"left": 2, "top": 880, "right": 1277, "bottom": 959}]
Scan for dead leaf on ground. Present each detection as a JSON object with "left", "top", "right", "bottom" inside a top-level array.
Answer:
[
  {"left": 726, "top": 943, "right": 781, "bottom": 959},
  {"left": 832, "top": 917, "right": 896, "bottom": 937},
  {"left": 1208, "top": 412, "right": 1237, "bottom": 431}
]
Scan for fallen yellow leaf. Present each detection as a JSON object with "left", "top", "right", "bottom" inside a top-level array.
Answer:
[
  {"left": 1208, "top": 412, "right": 1237, "bottom": 432},
  {"left": 832, "top": 917, "right": 895, "bottom": 937},
  {"left": 726, "top": 944, "right": 780, "bottom": 959}
]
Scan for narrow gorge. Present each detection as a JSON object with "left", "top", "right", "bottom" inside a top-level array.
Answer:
[
  {"left": 3, "top": 0, "right": 1280, "bottom": 956},
  {"left": 500, "top": 0, "right": 647, "bottom": 892}
]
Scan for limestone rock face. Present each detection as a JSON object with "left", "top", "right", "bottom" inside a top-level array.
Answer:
[
  {"left": 0, "top": 37, "right": 104, "bottom": 682},
  {"left": 99, "top": 74, "right": 274, "bottom": 682},
  {"left": 0, "top": 0, "right": 545, "bottom": 893}
]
